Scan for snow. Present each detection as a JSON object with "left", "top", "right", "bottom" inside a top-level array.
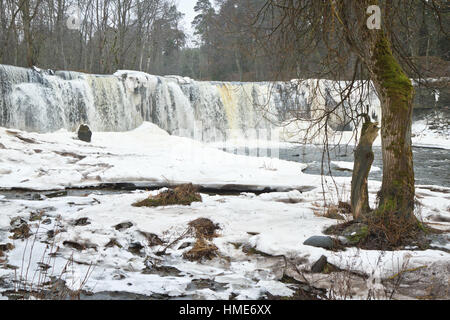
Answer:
[
  {"left": 280, "top": 118, "right": 449, "bottom": 150},
  {"left": 0, "top": 122, "right": 449, "bottom": 300},
  {"left": 411, "top": 120, "right": 450, "bottom": 150},
  {"left": 0, "top": 185, "right": 448, "bottom": 300},
  {"left": 331, "top": 161, "right": 381, "bottom": 173},
  {"left": 0, "top": 122, "right": 313, "bottom": 191}
]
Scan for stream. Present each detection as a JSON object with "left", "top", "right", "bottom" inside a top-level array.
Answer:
[{"left": 226, "top": 145, "right": 450, "bottom": 188}]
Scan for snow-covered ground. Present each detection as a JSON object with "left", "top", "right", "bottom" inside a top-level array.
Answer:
[
  {"left": 0, "top": 122, "right": 316, "bottom": 191},
  {"left": 279, "top": 118, "right": 450, "bottom": 150},
  {"left": 331, "top": 161, "right": 381, "bottom": 173},
  {"left": 411, "top": 119, "right": 450, "bottom": 150},
  {"left": 0, "top": 122, "right": 449, "bottom": 300}
]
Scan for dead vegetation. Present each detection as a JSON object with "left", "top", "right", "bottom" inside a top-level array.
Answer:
[
  {"left": 132, "top": 184, "right": 202, "bottom": 207},
  {"left": 358, "top": 211, "right": 430, "bottom": 250},
  {"left": 188, "top": 218, "right": 220, "bottom": 240},
  {"left": 183, "top": 238, "right": 219, "bottom": 262},
  {"left": 324, "top": 208, "right": 434, "bottom": 251},
  {"left": 182, "top": 218, "right": 221, "bottom": 262},
  {"left": 313, "top": 201, "right": 352, "bottom": 221}
]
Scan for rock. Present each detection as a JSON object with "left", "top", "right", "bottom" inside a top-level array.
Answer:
[
  {"left": 186, "top": 279, "right": 227, "bottom": 291},
  {"left": 128, "top": 242, "right": 144, "bottom": 255},
  {"left": 115, "top": 222, "right": 133, "bottom": 231},
  {"left": 45, "top": 191, "right": 68, "bottom": 198},
  {"left": 311, "top": 255, "right": 328, "bottom": 273},
  {"left": 303, "top": 236, "right": 335, "bottom": 250},
  {"left": 74, "top": 217, "right": 90, "bottom": 226},
  {"left": 138, "top": 231, "right": 164, "bottom": 246},
  {"left": 37, "top": 262, "right": 51, "bottom": 271},
  {"left": 342, "top": 223, "right": 368, "bottom": 245},
  {"left": 31, "top": 193, "right": 43, "bottom": 200},
  {"left": 142, "top": 265, "right": 182, "bottom": 277},
  {"left": 63, "top": 241, "right": 86, "bottom": 251},
  {"left": 105, "top": 238, "right": 122, "bottom": 249},
  {"left": 77, "top": 124, "right": 92, "bottom": 143}
]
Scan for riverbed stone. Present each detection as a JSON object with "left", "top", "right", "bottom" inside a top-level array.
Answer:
[
  {"left": 303, "top": 236, "right": 335, "bottom": 250},
  {"left": 77, "top": 124, "right": 92, "bottom": 143},
  {"left": 115, "top": 221, "right": 133, "bottom": 231},
  {"left": 311, "top": 255, "right": 328, "bottom": 273}
]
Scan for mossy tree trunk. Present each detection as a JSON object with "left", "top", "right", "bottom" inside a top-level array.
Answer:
[{"left": 370, "top": 31, "right": 416, "bottom": 220}]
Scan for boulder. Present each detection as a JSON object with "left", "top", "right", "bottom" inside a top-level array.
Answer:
[
  {"left": 303, "top": 236, "right": 335, "bottom": 250},
  {"left": 311, "top": 255, "right": 328, "bottom": 273},
  {"left": 115, "top": 222, "right": 133, "bottom": 231},
  {"left": 77, "top": 124, "right": 92, "bottom": 143}
]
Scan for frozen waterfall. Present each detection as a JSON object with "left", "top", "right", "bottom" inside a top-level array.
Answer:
[{"left": 0, "top": 64, "right": 382, "bottom": 142}]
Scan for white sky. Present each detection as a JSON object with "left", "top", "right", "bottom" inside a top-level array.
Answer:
[{"left": 177, "top": 0, "right": 198, "bottom": 35}]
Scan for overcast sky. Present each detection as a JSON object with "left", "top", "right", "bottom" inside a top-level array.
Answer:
[{"left": 177, "top": 0, "right": 198, "bottom": 35}]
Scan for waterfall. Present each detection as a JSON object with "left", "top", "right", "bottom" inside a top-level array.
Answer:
[{"left": 0, "top": 64, "right": 382, "bottom": 141}]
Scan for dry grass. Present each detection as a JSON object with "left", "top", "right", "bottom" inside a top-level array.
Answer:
[
  {"left": 360, "top": 211, "right": 429, "bottom": 250},
  {"left": 182, "top": 218, "right": 221, "bottom": 262},
  {"left": 5, "top": 219, "right": 94, "bottom": 300},
  {"left": 183, "top": 238, "right": 219, "bottom": 261},
  {"left": 325, "top": 209, "right": 431, "bottom": 251},
  {"left": 133, "top": 184, "right": 202, "bottom": 207},
  {"left": 188, "top": 218, "right": 220, "bottom": 240}
]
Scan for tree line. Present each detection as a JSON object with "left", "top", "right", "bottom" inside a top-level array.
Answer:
[
  {"left": 1, "top": 0, "right": 447, "bottom": 81},
  {"left": 0, "top": 0, "right": 186, "bottom": 75}
]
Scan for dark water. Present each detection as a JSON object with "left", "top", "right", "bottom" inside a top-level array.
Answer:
[{"left": 226, "top": 145, "right": 450, "bottom": 188}]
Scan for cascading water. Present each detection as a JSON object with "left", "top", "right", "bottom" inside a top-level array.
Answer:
[{"left": 0, "top": 64, "right": 382, "bottom": 141}]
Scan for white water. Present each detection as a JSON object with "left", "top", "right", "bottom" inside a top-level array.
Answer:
[{"left": 0, "top": 64, "right": 381, "bottom": 141}]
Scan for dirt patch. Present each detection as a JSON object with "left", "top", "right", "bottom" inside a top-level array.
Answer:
[
  {"left": 63, "top": 240, "right": 97, "bottom": 251},
  {"left": 105, "top": 238, "right": 122, "bottom": 249},
  {"left": 132, "top": 184, "right": 202, "bottom": 207},
  {"left": 53, "top": 151, "right": 86, "bottom": 161},
  {"left": 6, "top": 130, "right": 39, "bottom": 144}
]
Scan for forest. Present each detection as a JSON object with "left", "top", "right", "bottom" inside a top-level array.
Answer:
[
  {"left": 0, "top": 0, "right": 448, "bottom": 81},
  {"left": 0, "top": 0, "right": 449, "bottom": 303}
]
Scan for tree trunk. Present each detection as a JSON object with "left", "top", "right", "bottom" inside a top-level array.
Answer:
[
  {"left": 370, "top": 32, "right": 415, "bottom": 220},
  {"left": 20, "top": 1, "right": 34, "bottom": 67},
  {"left": 351, "top": 117, "right": 379, "bottom": 220}
]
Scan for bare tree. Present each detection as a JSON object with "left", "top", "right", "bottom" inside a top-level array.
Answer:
[{"left": 249, "top": 0, "right": 448, "bottom": 236}]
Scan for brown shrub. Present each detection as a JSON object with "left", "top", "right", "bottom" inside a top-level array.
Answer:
[
  {"left": 188, "top": 218, "right": 220, "bottom": 240},
  {"left": 133, "top": 184, "right": 202, "bottom": 207},
  {"left": 183, "top": 238, "right": 218, "bottom": 261},
  {"left": 182, "top": 218, "right": 221, "bottom": 262},
  {"left": 361, "top": 211, "right": 428, "bottom": 250}
]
